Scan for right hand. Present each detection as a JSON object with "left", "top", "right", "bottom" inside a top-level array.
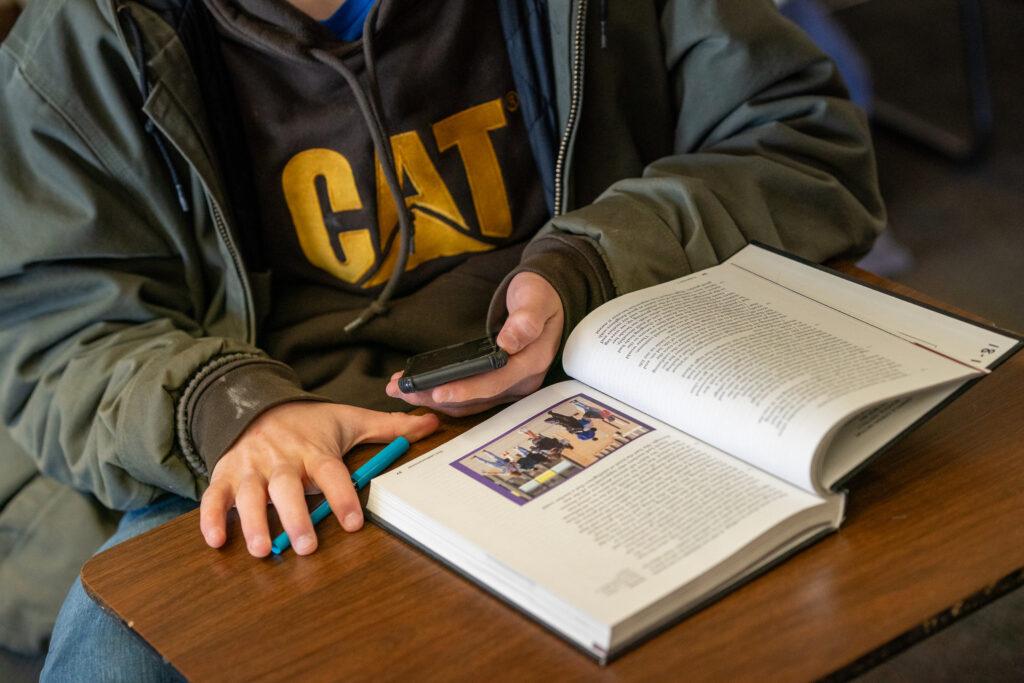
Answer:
[
  {"left": 199, "top": 402, "right": 439, "bottom": 557},
  {"left": 385, "top": 271, "right": 564, "bottom": 416}
]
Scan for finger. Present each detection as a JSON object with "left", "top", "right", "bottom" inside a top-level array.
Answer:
[
  {"left": 429, "top": 343, "right": 549, "bottom": 404},
  {"left": 385, "top": 302, "right": 557, "bottom": 408},
  {"left": 385, "top": 376, "right": 436, "bottom": 405},
  {"left": 497, "top": 308, "right": 549, "bottom": 355},
  {"left": 387, "top": 347, "right": 547, "bottom": 411},
  {"left": 385, "top": 372, "right": 465, "bottom": 406},
  {"left": 385, "top": 372, "right": 427, "bottom": 402},
  {"left": 386, "top": 379, "right": 503, "bottom": 415},
  {"left": 308, "top": 456, "right": 363, "bottom": 533},
  {"left": 199, "top": 480, "right": 233, "bottom": 548},
  {"left": 235, "top": 476, "right": 271, "bottom": 557},
  {"left": 431, "top": 396, "right": 513, "bottom": 418},
  {"left": 268, "top": 467, "right": 317, "bottom": 555},
  {"left": 419, "top": 392, "right": 504, "bottom": 415},
  {"left": 341, "top": 407, "right": 440, "bottom": 445},
  {"left": 497, "top": 275, "right": 560, "bottom": 354},
  {"left": 404, "top": 370, "right": 544, "bottom": 417}
]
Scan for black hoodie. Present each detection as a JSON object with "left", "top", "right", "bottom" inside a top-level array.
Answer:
[{"left": 190, "top": 0, "right": 553, "bottom": 463}]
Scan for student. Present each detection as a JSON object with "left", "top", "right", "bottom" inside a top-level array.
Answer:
[
  {"left": 0, "top": 0, "right": 884, "bottom": 676},
  {"left": 514, "top": 445, "right": 553, "bottom": 471},
  {"left": 473, "top": 450, "right": 518, "bottom": 475},
  {"left": 531, "top": 434, "right": 572, "bottom": 455},
  {"left": 571, "top": 398, "right": 617, "bottom": 424},
  {"left": 544, "top": 411, "right": 589, "bottom": 433},
  {"left": 574, "top": 426, "right": 598, "bottom": 442},
  {"left": 520, "top": 428, "right": 572, "bottom": 454}
]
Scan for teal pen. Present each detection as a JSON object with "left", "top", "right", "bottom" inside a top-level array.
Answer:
[{"left": 270, "top": 436, "right": 410, "bottom": 555}]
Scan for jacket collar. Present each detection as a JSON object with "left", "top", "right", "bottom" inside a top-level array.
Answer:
[{"left": 110, "top": 1, "right": 228, "bottom": 203}]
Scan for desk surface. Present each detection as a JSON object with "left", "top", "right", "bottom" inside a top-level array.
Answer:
[{"left": 82, "top": 268, "right": 1024, "bottom": 682}]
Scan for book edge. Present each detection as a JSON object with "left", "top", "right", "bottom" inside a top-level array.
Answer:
[
  {"left": 744, "top": 242, "right": 1024, "bottom": 344},
  {"left": 366, "top": 510, "right": 613, "bottom": 665},
  {"left": 366, "top": 510, "right": 842, "bottom": 667}
]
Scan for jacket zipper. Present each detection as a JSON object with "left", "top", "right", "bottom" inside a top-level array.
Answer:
[
  {"left": 553, "top": 0, "right": 588, "bottom": 217},
  {"left": 112, "top": 2, "right": 257, "bottom": 345},
  {"left": 208, "top": 197, "right": 257, "bottom": 345},
  {"left": 152, "top": 111, "right": 257, "bottom": 345},
  {"left": 139, "top": 106, "right": 257, "bottom": 346}
]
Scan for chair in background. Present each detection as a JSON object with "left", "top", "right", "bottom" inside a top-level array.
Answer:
[{"left": 831, "top": 0, "right": 993, "bottom": 164}]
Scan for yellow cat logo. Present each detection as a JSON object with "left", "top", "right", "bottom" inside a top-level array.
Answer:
[{"left": 281, "top": 98, "right": 513, "bottom": 288}]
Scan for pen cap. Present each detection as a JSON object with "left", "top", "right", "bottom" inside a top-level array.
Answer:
[{"left": 352, "top": 436, "right": 411, "bottom": 488}]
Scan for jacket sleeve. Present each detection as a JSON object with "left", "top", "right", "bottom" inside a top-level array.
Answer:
[
  {"left": 505, "top": 0, "right": 886, "bottom": 336},
  {"left": 0, "top": 42, "right": 315, "bottom": 510}
]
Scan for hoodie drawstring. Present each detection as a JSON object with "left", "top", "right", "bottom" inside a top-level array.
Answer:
[
  {"left": 118, "top": 5, "right": 191, "bottom": 215},
  {"left": 199, "top": 0, "right": 413, "bottom": 334},
  {"left": 310, "top": 2, "right": 415, "bottom": 333}
]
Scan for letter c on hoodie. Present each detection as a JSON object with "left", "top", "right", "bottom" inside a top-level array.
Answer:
[{"left": 282, "top": 147, "right": 376, "bottom": 283}]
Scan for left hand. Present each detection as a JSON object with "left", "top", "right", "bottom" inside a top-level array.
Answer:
[{"left": 386, "top": 271, "right": 564, "bottom": 417}]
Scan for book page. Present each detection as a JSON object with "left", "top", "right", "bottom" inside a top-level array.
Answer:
[
  {"left": 726, "top": 245, "right": 1020, "bottom": 488},
  {"left": 728, "top": 245, "right": 1018, "bottom": 368},
  {"left": 369, "top": 382, "right": 837, "bottom": 639},
  {"left": 819, "top": 383, "right": 967, "bottom": 488},
  {"left": 561, "top": 257, "right": 983, "bottom": 493}
]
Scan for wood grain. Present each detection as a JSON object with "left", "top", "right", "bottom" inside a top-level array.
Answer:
[{"left": 82, "top": 268, "right": 1024, "bottom": 682}]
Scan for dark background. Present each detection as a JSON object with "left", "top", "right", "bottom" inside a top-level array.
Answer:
[{"left": 843, "top": 0, "right": 1024, "bottom": 337}]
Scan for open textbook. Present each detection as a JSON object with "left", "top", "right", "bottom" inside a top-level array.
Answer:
[{"left": 367, "top": 244, "right": 1021, "bottom": 663}]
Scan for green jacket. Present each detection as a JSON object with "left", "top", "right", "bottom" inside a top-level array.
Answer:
[{"left": 0, "top": 0, "right": 884, "bottom": 653}]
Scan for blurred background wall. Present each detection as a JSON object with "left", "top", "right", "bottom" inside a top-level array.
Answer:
[
  {"left": 838, "top": 0, "right": 1023, "bottom": 336},
  {"left": 780, "top": 0, "right": 1023, "bottom": 337}
]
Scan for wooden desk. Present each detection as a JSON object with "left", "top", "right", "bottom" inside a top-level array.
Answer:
[{"left": 82, "top": 269, "right": 1024, "bottom": 681}]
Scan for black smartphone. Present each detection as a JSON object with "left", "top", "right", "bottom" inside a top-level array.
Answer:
[{"left": 398, "top": 337, "right": 509, "bottom": 393}]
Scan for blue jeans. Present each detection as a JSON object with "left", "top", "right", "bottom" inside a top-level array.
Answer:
[{"left": 41, "top": 495, "right": 198, "bottom": 683}]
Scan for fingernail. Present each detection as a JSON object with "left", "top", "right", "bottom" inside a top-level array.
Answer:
[
  {"left": 343, "top": 513, "right": 362, "bottom": 532},
  {"left": 294, "top": 534, "right": 316, "bottom": 554},
  {"left": 248, "top": 537, "right": 269, "bottom": 556}
]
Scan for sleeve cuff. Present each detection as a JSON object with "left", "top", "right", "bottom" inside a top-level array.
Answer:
[
  {"left": 179, "top": 356, "right": 330, "bottom": 476},
  {"left": 488, "top": 233, "right": 615, "bottom": 349}
]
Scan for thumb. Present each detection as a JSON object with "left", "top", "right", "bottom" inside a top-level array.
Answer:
[
  {"left": 497, "top": 273, "right": 559, "bottom": 354},
  {"left": 342, "top": 407, "right": 440, "bottom": 445}
]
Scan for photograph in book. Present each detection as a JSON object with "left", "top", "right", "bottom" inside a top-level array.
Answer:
[{"left": 450, "top": 394, "right": 654, "bottom": 504}]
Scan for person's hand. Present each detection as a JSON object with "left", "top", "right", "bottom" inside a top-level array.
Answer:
[
  {"left": 200, "top": 402, "right": 439, "bottom": 557},
  {"left": 386, "top": 271, "right": 564, "bottom": 417}
]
